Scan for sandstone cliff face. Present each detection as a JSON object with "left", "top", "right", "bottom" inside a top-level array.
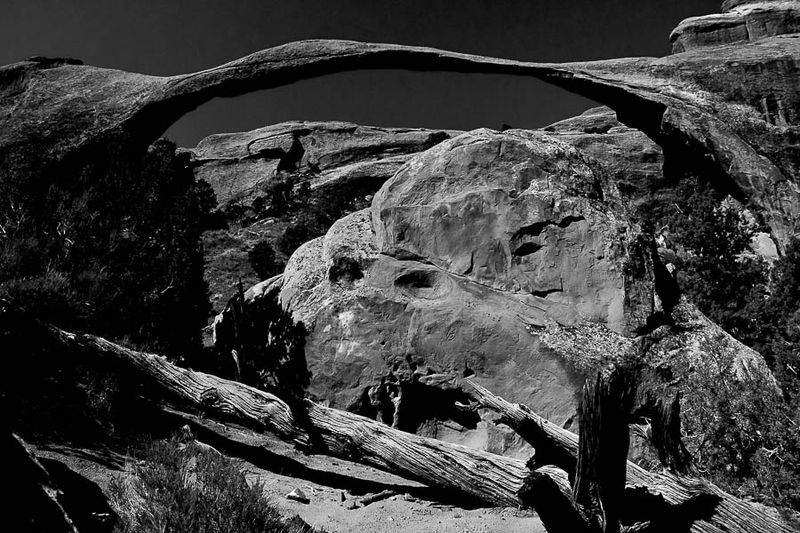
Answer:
[
  {"left": 671, "top": 1, "right": 800, "bottom": 53},
  {"left": 217, "top": 128, "right": 770, "bottom": 456},
  {"left": 186, "top": 122, "right": 455, "bottom": 209}
]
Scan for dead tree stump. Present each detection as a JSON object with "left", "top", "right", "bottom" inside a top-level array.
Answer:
[{"left": 574, "top": 370, "right": 638, "bottom": 533}]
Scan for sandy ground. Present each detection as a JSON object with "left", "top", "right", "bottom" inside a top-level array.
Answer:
[
  {"left": 244, "top": 458, "right": 543, "bottom": 533},
  {"left": 33, "top": 425, "right": 545, "bottom": 533}
]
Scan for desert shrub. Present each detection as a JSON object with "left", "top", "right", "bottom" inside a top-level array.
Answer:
[
  {"left": 0, "top": 270, "right": 84, "bottom": 329},
  {"left": 275, "top": 183, "right": 371, "bottom": 257},
  {"left": 0, "top": 314, "right": 134, "bottom": 442},
  {"left": 653, "top": 177, "right": 768, "bottom": 344},
  {"left": 275, "top": 211, "right": 327, "bottom": 257},
  {"left": 748, "top": 238, "right": 800, "bottom": 397},
  {"left": 214, "top": 286, "right": 309, "bottom": 400},
  {"left": 0, "top": 139, "right": 212, "bottom": 357},
  {"left": 265, "top": 175, "right": 295, "bottom": 217},
  {"left": 109, "top": 436, "right": 312, "bottom": 533},
  {"left": 680, "top": 345, "right": 800, "bottom": 511},
  {"left": 195, "top": 179, "right": 227, "bottom": 230},
  {"left": 642, "top": 176, "right": 800, "bottom": 512},
  {"left": 653, "top": 178, "right": 800, "bottom": 395},
  {"left": 248, "top": 241, "right": 282, "bottom": 280}
]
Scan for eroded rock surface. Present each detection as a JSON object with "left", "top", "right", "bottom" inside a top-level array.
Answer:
[
  {"left": 218, "top": 128, "right": 770, "bottom": 456},
  {"left": 186, "top": 121, "right": 455, "bottom": 209},
  {"left": 671, "top": 1, "right": 800, "bottom": 53},
  {"left": 545, "top": 107, "right": 666, "bottom": 223},
  {"left": 372, "top": 129, "right": 655, "bottom": 335}
]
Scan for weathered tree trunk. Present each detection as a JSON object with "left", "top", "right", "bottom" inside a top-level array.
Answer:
[
  {"left": 573, "top": 371, "right": 638, "bottom": 533},
  {"left": 635, "top": 390, "right": 694, "bottom": 474},
  {"left": 17, "top": 318, "right": 530, "bottom": 506},
  {"left": 462, "top": 379, "right": 794, "bottom": 533},
  {"left": 2, "top": 312, "right": 792, "bottom": 533},
  {"left": 518, "top": 467, "right": 594, "bottom": 533}
]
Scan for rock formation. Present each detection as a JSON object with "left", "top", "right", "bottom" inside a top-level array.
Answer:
[
  {"left": 216, "top": 126, "right": 769, "bottom": 456},
  {"left": 207, "top": 0, "right": 800, "bottom": 452},
  {"left": 1, "top": 0, "right": 795, "bottom": 460},
  {"left": 185, "top": 121, "right": 455, "bottom": 210},
  {"left": 2, "top": 1, "right": 799, "bottom": 246},
  {"left": 543, "top": 107, "right": 665, "bottom": 215},
  {"left": 671, "top": 1, "right": 800, "bottom": 53},
  {"left": 371, "top": 130, "right": 650, "bottom": 334}
]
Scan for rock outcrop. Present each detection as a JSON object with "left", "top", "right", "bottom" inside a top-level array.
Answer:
[
  {"left": 218, "top": 128, "right": 769, "bottom": 456},
  {"left": 543, "top": 106, "right": 665, "bottom": 217},
  {"left": 2, "top": 8, "right": 799, "bottom": 246},
  {"left": 671, "top": 1, "right": 800, "bottom": 53},
  {"left": 185, "top": 121, "right": 455, "bottom": 209},
  {"left": 371, "top": 129, "right": 653, "bottom": 335}
]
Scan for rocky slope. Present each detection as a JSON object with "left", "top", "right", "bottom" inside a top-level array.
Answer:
[{"left": 192, "top": 122, "right": 458, "bottom": 318}]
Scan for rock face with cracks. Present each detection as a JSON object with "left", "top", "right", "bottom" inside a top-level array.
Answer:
[
  {"left": 185, "top": 121, "right": 456, "bottom": 209},
  {"left": 671, "top": 1, "right": 800, "bottom": 53},
  {"left": 371, "top": 130, "right": 651, "bottom": 336},
  {"left": 220, "top": 128, "right": 770, "bottom": 456}
]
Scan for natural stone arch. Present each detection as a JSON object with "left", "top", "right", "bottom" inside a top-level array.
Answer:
[{"left": 1, "top": 36, "right": 798, "bottom": 245}]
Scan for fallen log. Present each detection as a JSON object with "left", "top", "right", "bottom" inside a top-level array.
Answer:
[
  {"left": 7, "top": 316, "right": 529, "bottom": 506},
  {"left": 463, "top": 379, "right": 794, "bottom": 533},
  {"left": 3, "top": 312, "right": 792, "bottom": 532}
]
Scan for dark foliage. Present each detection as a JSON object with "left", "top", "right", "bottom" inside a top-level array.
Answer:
[
  {"left": 0, "top": 139, "right": 212, "bottom": 357},
  {"left": 215, "top": 285, "right": 309, "bottom": 401},
  {"left": 110, "top": 436, "right": 317, "bottom": 533},
  {"left": 653, "top": 177, "right": 768, "bottom": 345},
  {"left": 195, "top": 179, "right": 228, "bottom": 230},
  {"left": 749, "top": 238, "right": 800, "bottom": 397},
  {"left": 244, "top": 175, "right": 372, "bottom": 281},
  {"left": 248, "top": 241, "right": 282, "bottom": 280},
  {"left": 0, "top": 310, "right": 142, "bottom": 444},
  {"left": 274, "top": 181, "right": 371, "bottom": 257},
  {"left": 680, "top": 343, "right": 800, "bottom": 512},
  {"left": 645, "top": 176, "right": 800, "bottom": 512},
  {"left": 653, "top": 177, "right": 800, "bottom": 397},
  {"left": 265, "top": 175, "right": 296, "bottom": 217}
]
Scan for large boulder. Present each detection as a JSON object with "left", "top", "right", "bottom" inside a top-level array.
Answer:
[
  {"left": 185, "top": 121, "right": 455, "bottom": 209},
  {"left": 371, "top": 129, "right": 656, "bottom": 336},
  {"left": 225, "top": 128, "right": 769, "bottom": 456}
]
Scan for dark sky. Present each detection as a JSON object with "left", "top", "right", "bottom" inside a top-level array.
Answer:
[{"left": 1, "top": 0, "right": 720, "bottom": 147}]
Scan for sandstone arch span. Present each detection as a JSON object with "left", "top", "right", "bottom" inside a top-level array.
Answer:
[{"left": 1, "top": 34, "right": 798, "bottom": 244}]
